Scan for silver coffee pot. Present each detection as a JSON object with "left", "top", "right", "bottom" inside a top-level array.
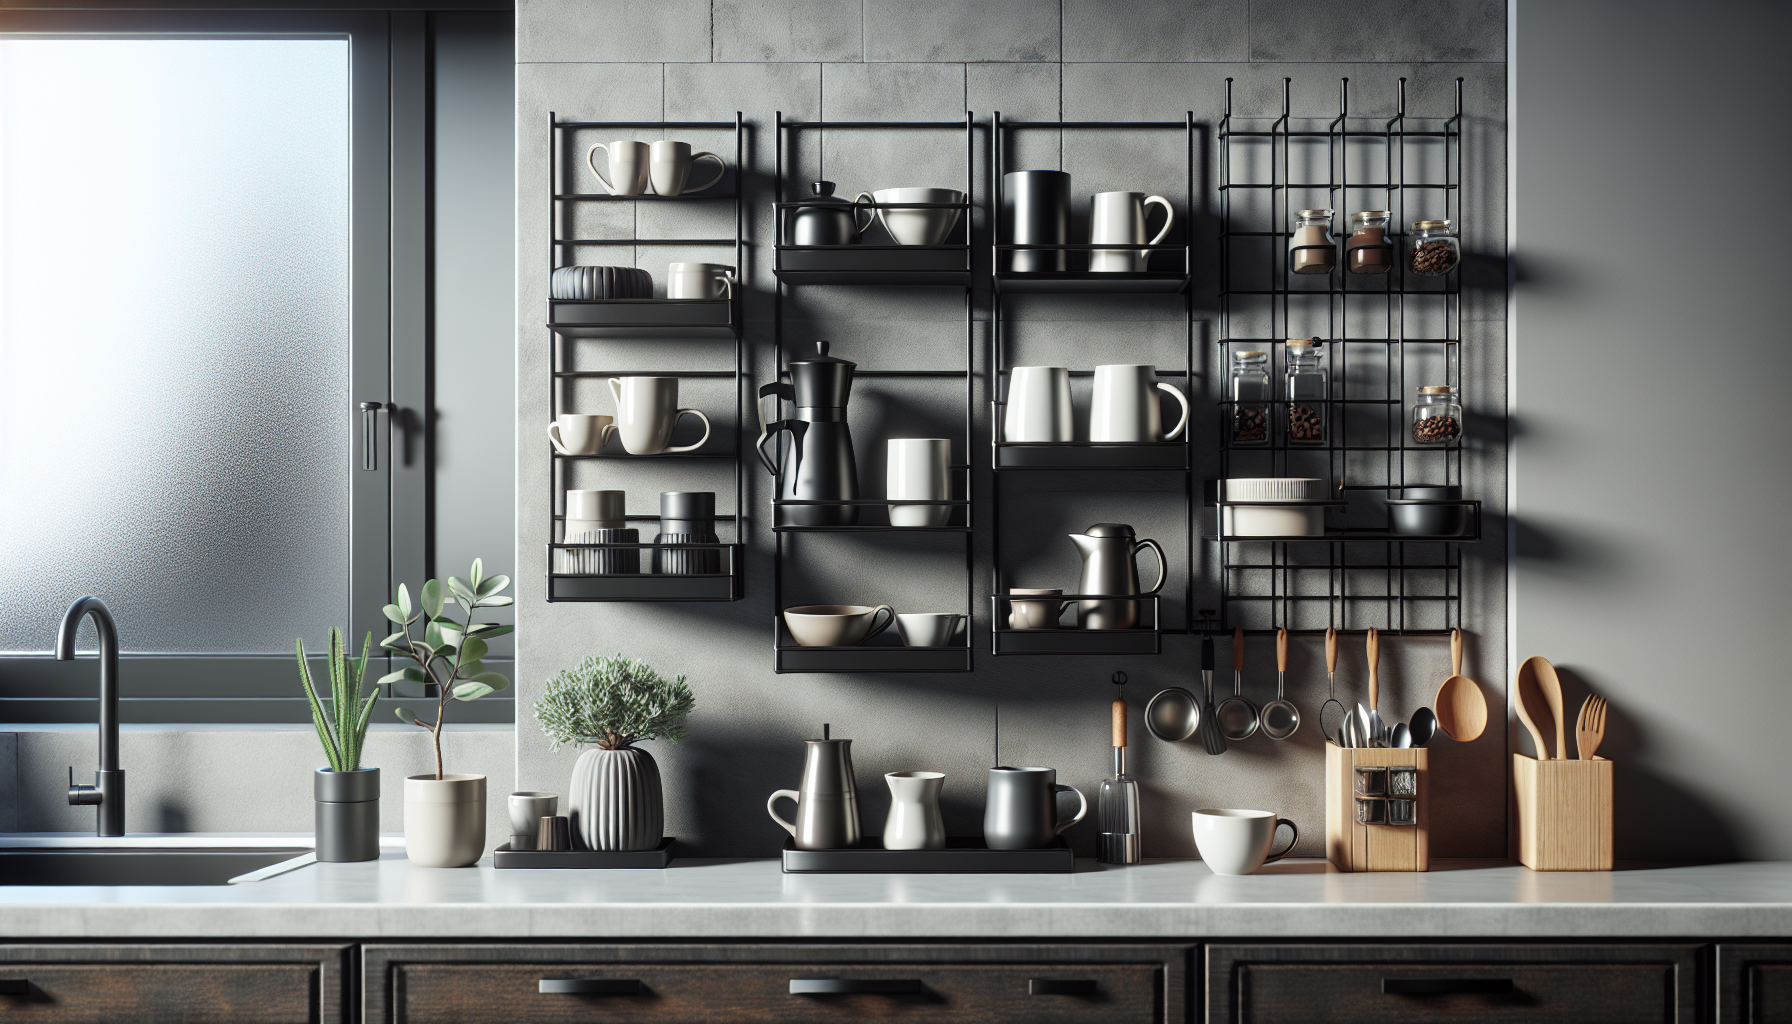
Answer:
[
  {"left": 1070, "top": 523, "right": 1166, "bottom": 630},
  {"left": 766, "top": 725, "right": 861, "bottom": 850}
]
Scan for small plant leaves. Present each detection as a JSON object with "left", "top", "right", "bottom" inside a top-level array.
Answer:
[
  {"left": 471, "top": 671, "right": 510, "bottom": 691},
  {"left": 396, "top": 583, "right": 413, "bottom": 618},
  {"left": 381, "top": 631, "right": 409, "bottom": 650},
  {"left": 378, "top": 667, "right": 426, "bottom": 685},
  {"left": 470, "top": 557, "right": 484, "bottom": 588},
  {"left": 451, "top": 681, "right": 495, "bottom": 701},
  {"left": 478, "top": 596, "right": 514, "bottom": 608},
  {"left": 466, "top": 623, "right": 514, "bottom": 639},
  {"left": 382, "top": 604, "right": 406, "bottom": 624},
  {"left": 421, "top": 579, "right": 444, "bottom": 619},
  {"left": 459, "top": 637, "right": 488, "bottom": 664}
]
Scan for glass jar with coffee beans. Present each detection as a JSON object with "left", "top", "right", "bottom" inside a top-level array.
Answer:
[
  {"left": 1411, "top": 385, "right": 1462, "bottom": 446},
  {"left": 1284, "top": 338, "right": 1327, "bottom": 446},
  {"left": 1289, "top": 208, "right": 1337, "bottom": 275},
  {"left": 1230, "top": 350, "right": 1271, "bottom": 446},
  {"left": 1408, "top": 219, "right": 1460, "bottom": 276},
  {"left": 1345, "top": 211, "right": 1393, "bottom": 274}
]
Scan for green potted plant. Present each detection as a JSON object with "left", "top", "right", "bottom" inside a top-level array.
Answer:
[
  {"left": 382, "top": 558, "right": 513, "bottom": 867},
  {"left": 534, "top": 654, "right": 693, "bottom": 852},
  {"left": 296, "top": 628, "right": 381, "bottom": 862}
]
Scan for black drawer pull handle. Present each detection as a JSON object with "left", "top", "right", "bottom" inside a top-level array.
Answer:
[
  {"left": 0, "top": 980, "right": 27, "bottom": 996},
  {"left": 1384, "top": 978, "right": 1515, "bottom": 996},
  {"left": 539, "top": 979, "right": 645, "bottom": 995},
  {"left": 790, "top": 979, "right": 926, "bottom": 995},
  {"left": 1031, "top": 979, "right": 1099, "bottom": 996}
]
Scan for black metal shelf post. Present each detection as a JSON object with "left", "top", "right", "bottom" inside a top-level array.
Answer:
[
  {"left": 1213, "top": 78, "right": 1471, "bottom": 636},
  {"left": 544, "top": 113, "right": 747, "bottom": 602},
  {"left": 768, "top": 113, "right": 976, "bottom": 672},
  {"left": 987, "top": 112, "right": 1196, "bottom": 656}
]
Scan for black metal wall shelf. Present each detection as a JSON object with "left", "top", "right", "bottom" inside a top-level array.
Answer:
[
  {"left": 1214, "top": 77, "right": 1468, "bottom": 635},
  {"left": 987, "top": 113, "right": 1197, "bottom": 656},
  {"left": 544, "top": 112, "right": 747, "bottom": 603},
  {"left": 768, "top": 113, "right": 977, "bottom": 673}
]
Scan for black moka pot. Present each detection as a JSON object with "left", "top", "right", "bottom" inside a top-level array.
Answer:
[{"left": 757, "top": 341, "right": 859, "bottom": 526}]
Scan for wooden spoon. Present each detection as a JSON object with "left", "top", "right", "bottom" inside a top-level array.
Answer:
[
  {"left": 1366, "top": 627, "right": 1383, "bottom": 745},
  {"left": 1514, "top": 655, "right": 1558, "bottom": 760},
  {"left": 1536, "top": 656, "right": 1566, "bottom": 760},
  {"left": 1433, "top": 628, "right": 1488, "bottom": 742}
]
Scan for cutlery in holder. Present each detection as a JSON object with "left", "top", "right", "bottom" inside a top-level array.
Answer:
[{"left": 1325, "top": 744, "right": 1429, "bottom": 871}]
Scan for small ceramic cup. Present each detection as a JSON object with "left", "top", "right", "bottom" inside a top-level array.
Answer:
[
  {"left": 508, "top": 792, "right": 558, "bottom": 847},
  {"left": 896, "top": 612, "right": 965, "bottom": 648},
  {"left": 1192, "top": 808, "right": 1298, "bottom": 875},
  {"left": 783, "top": 604, "right": 895, "bottom": 647},
  {"left": 1006, "top": 588, "right": 1064, "bottom": 630}
]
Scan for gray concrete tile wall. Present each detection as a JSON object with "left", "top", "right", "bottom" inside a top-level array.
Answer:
[{"left": 515, "top": 0, "right": 1508, "bottom": 860}]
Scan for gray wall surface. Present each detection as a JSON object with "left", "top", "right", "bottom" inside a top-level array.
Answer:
[
  {"left": 515, "top": 1, "right": 1510, "bottom": 858},
  {"left": 1511, "top": 0, "right": 1792, "bottom": 860}
]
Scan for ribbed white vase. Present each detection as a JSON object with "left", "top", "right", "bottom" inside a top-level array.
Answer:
[{"left": 568, "top": 746, "right": 664, "bottom": 852}]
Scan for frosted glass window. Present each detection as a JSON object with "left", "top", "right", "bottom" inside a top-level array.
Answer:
[{"left": 0, "top": 38, "right": 351, "bottom": 653}]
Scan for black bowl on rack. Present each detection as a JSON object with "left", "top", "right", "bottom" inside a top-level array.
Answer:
[{"left": 1388, "top": 486, "right": 1467, "bottom": 537}]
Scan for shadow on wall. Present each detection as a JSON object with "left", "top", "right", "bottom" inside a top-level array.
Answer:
[
  {"left": 1509, "top": 514, "right": 1631, "bottom": 583},
  {"left": 1551, "top": 664, "right": 1741, "bottom": 863}
]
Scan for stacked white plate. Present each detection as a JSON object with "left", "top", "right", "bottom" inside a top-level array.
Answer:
[
  {"left": 551, "top": 266, "right": 654, "bottom": 300},
  {"left": 1223, "top": 477, "right": 1327, "bottom": 536}
]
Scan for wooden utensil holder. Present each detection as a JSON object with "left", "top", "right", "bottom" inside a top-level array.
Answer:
[
  {"left": 1514, "top": 754, "right": 1613, "bottom": 871},
  {"left": 1325, "top": 744, "right": 1429, "bottom": 871}
]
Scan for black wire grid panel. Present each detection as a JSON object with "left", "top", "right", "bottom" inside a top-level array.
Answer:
[
  {"left": 543, "top": 113, "right": 746, "bottom": 602},
  {"left": 1215, "top": 78, "right": 1473, "bottom": 636},
  {"left": 768, "top": 113, "right": 977, "bottom": 672},
  {"left": 988, "top": 112, "right": 1196, "bottom": 655}
]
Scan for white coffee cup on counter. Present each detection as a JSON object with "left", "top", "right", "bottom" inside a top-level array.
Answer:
[
  {"left": 1004, "top": 366, "right": 1074, "bottom": 442},
  {"left": 887, "top": 438, "right": 952, "bottom": 528},
  {"left": 1090, "top": 364, "right": 1189, "bottom": 443},
  {"left": 1192, "top": 808, "right": 1298, "bottom": 876},
  {"left": 608, "top": 376, "right": 712, "bottom": 455},
  {"left": 667, "top": 262, "right": 734, "bottom": 300},
  {"left": 547, "top": 413, "right": 617, "bottom": 455},
  {"left": 648, "top": 140, "right": 725, "bottom": 197},
  {"left": 585, "top": 140, "right": 651, "bottom": 197}
]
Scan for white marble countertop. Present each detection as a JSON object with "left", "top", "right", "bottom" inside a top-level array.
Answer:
[{"left": 4, "top": 850, "right": 1792, "bottom": 939}]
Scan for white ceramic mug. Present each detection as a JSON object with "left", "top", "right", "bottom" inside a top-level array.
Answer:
[
  {"left": 1192, "top": 808, "right": 1299, "bottom": 875},
  {"left": 667, "top": 262, "right": 734, "bottom": 300},
  {"left": 608, "top": 376, "right": 711, "bottom": 455},
  {"left": 565, "top": 489, "right": 625, "bottom": 525},
  {"left": 586, "top": 140, "right": 651, "bottom": 197},
  {"left": 854, "top": 187, "right": 965, "bottom": 245},
  {"left": 896, "top": 612, "right": 965, "bottom": 648},
  {"left": 507, "top": 792, "right": 558, "bottom": 837},
  {"left": 1003, "top": 366, "right": 1074, "bottom": 442},
  {"left": 547, "top": 413, "right": 617, "bottom": 455},
  {"left": 1090, "top": 191, "right": 1174, "bottom": 273},
  {"left": 1090, "top": 364, "right": 1190, "bottom": 442},
  {"left": 887, "top": 438, "right": 951, "bottom": 528},
  {"left": 648, "top": 140, "right": 725, "bottom": 197},
  {"left": 1007, "top": 588, "right": 1064, "bottom": 630}
]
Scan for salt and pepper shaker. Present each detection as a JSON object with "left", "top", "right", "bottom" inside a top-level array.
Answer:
[{"left": 1099, "top": 671, "right": 1143, "bottom": 864}]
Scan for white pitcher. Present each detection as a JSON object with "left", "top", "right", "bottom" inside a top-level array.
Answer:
[
  {"left": 883, "top": 771, "right": 945, "bottom": 851},
  {"left": 1090, "top": 364, "right": 1189, "bottom": 442}
]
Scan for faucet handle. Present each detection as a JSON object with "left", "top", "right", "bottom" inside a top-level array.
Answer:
[{"left": 68, "top": 767, "right": 101, "bottom": 806}]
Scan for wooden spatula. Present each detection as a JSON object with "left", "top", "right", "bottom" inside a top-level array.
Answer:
[{"left": 1576, "top": 694, "right": 1607, "bottom": 760}]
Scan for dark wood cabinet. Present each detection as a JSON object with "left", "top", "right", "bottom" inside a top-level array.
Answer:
[
  {"left": 0, "top": 944, "right": 351, "bottom": 1024},
  {"left": 363, "top": 943, "right": 1190, "bottom": 1024},
  {"left": 1206, "top": 943, "right": 1706, "bottom": 1024},
  {"left": 1719, "top": 944, "right": 1792, "bottom": 1023}
]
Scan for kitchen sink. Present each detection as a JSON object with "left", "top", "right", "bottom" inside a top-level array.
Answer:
[{"left": 0, "top": 846, "right": 313, "bottom": 885}]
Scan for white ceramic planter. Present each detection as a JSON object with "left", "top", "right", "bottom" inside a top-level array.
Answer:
[
  {"left": 568, "top": 747, "right": 664, "bottom": 852},
  {"left": 403, "top": 773, "right": 487, "bottom": 867}
]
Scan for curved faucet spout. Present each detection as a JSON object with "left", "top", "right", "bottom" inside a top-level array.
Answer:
[{"left": 56, "top": 596, "right": 125, "bottom": 836}]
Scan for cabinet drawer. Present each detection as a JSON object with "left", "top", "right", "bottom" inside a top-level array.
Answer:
[
  {"left": 0, "top": 945, "right": 350, "bottom": 1024},
  {"left": 395, "top": 962, "right": 1160, "bottom": 1024},
  {"left": 1208, "top": 944, "right": 1704, "bottom": 1024},
  {"left": 1718, "top": 944, "right": 1792, "bottom": 1024}
]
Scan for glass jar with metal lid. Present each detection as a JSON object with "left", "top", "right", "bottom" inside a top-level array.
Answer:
[
  {"left": 1289, "top": 209, "right": 1336, "bottom": 275},
  {"left": 1230, "top": 350, "right": 1270, "bottom": 446},
  {"left": 1345, "top": 211, "right": 1392, "bottom": 274},
  {"left": 1408, "top": 219, "right": 1460, "bottom": 276},
  {"left": 1284, "top": 338, "right": 1326, "bottom": 445},
  {"left": 1410, "top": 385, "right": 1462, "bottom": 446}
]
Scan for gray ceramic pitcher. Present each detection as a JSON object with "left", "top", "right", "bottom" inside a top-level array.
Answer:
[
  {"left": 1070, "top": 523, "right": 1166, "bottom": 630},
  {"left": 983, "top": 766, "right": 1088, "bottom": 850},
  {"left": 767, "top": 727, "right": 861, "bottom": 850}
]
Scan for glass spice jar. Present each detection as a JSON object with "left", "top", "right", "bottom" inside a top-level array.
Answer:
[
  {"left": 1230, "top": 350, "right": 1270, "bottom": 446},
  {"left": 1284, "top": 338, "right": 1326, "bottom": 446},
  {"left": 1411, "top": 385, "right": 1462, "bottom": 446},
  {"left": 1345, "top": 211, "right": 1392, "bottom": 274},
  {"left": 1289, "top": 208, "right": 1336, "bottom": 275},
  {"left": 1409, "top": 219, "right": 1460, "bottom": 276}
]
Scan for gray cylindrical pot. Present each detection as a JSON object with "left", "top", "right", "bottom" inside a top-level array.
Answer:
[
  {"left": 314, "top": 767, "right": 381, "bottom": 862},
  {"left": 568, "top": 747, "right": 664, "bottom": 852}
]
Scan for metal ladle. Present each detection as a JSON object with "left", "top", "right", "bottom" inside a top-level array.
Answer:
[
  {"left": 1144, "top": 686, "right": 1199, "bottom": 742},
  {"left": 1215, "top": 626, "right": 1260, "bottom": 741},
  {"left": 1260, "top": 628, "right": 1302, "bottom": 740}
]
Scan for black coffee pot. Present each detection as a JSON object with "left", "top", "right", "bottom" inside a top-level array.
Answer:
[{"left": 757, "top": 341, "right": 860, "bottom": 526}]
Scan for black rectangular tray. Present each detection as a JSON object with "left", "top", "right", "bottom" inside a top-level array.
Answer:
[
  {"left": 776, "top": 246, "right": 970, "bottom": 285},
  {"left": 995, "top": 441, "right": 1188, "bottom": 470},
  {"left": 547, "top": 298, "right": 734, "bottom": 338},
  {"left": 493, "top": 837, "right": 674, "bottom": 869},
  {"left": 781, "top": 836, "right": 1074, "bottom": 874}
]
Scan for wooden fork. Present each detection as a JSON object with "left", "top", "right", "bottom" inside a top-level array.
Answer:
[{"left": 1576, "top": 694, "right": 1607, "bottom": 760}]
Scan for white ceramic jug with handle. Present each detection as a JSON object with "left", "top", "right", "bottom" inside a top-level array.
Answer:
[
  {"left": 1089, "top": 364, "right": 1189, "bottom": 442},
  {"left": 1090, "top": 191, "right": 1174, "bottom": 273}
]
